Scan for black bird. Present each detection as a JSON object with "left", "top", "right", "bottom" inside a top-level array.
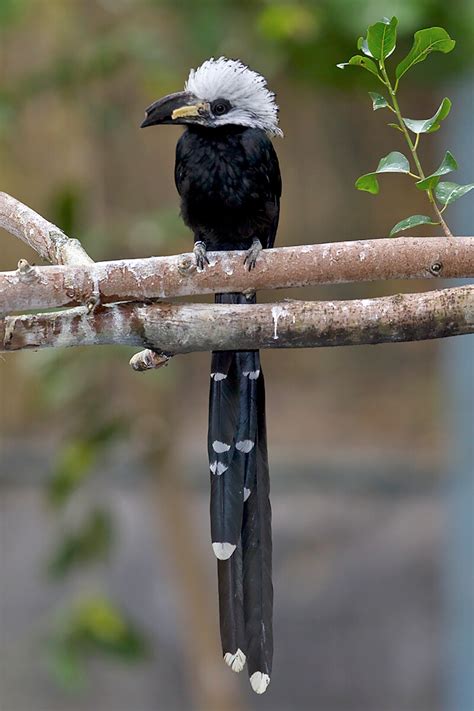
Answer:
[{"left": 141, "top": 57, "right": 282, "bottom": 694}]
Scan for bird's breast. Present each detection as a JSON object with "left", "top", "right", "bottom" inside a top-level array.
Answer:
[
  {"left": 176, "top": 127, "right": 278, "bottom": 250},
  {"left": 191, "top": 153, "right": 255, "bottom": 207}
]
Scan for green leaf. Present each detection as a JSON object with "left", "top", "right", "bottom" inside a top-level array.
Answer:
[
  {"left": 390, "top": 215, "right": 439, "bottom": 236},
  {"left": 366, "top": 16, "right": 398, "bottom": 60},
  {"left": 357, "top": 36, "right": 373, "bottom": 57},
  {"left": 435, "top": 181, "right": 474, "bottom": 207},
  {"left": 376, "top": 151, "right": 411, "bottom": 172},
  {"left": 337, "top": 55, "right": 380, "bottom": 77},
  {"left": 416, "top": 151, "right": 458, "bottom": 191},
  {"left": 403, "top": 97, "right": 452, "bottom": 134},
  {"left": 355, "top": 151, "right": 410, "bottom": 194},
  {"left": 369, "top": 92, "right": 389, "bottom": 110},
  {"left": 396, "top": 27, "right": 456, "bottom": 81},
  {"left": 388, "top": 122, "right": 404, "bottom": 132}
]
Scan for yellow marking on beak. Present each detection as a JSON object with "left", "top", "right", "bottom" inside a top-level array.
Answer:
[{"left": 171, "top": 102, "right": 207, "bottom": 120}]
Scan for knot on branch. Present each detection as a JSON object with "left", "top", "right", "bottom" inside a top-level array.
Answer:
[
  {"left": 178, "top": 255, "right": 196, "bottom": 275},
  {"left": 429, "top": 261, "right": 443, "bottom": 276},
  {"left": 46, "top": 230, "right": 70, "bottom": 262},
  {"left": 129, "top": 349, "right": 171, "bottom": 372},
  {"left": 86, "top": 293, "right": 101, "bottom": 313},
  {"left": 48, "top": 230, "right": 94, "bottom": 266},
  {"left": 17, "top": 259, "right": 40, "bottom": 284}
]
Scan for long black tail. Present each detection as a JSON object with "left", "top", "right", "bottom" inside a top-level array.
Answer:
[{"left": 209, "top": 292, "right": 273, "bottom": 694}]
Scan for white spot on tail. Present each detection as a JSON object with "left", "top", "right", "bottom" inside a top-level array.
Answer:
[
  {"left": 212, "top": 542, "right": 236, "bottom": 560},
  {"left": 250, "top": 672, "right": 271, "bottom": 694},
  {"left": 243, "top": 487, "right": 251, "bottom": 501},
  {"left": 224, "top": 648, "right": 246, "bottom": 673},
  {"left": 213, "top": 440, "right": 231, "bottom": 453},
  {"left": 210, "top": 461, "right": 228, "bottom": 476},
  {"left": 243, "top": 370, "right": 260, "bottom": 379},
  {"left": 236, "top": 440, "right": 254, "bottom": 453},
  {"left": 211, "top": 372, "right": 227, "bottom": 381}
]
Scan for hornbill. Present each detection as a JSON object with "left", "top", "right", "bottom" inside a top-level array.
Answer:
[{"left": 141, "top": 58, "right": 282, "bottom": 694}]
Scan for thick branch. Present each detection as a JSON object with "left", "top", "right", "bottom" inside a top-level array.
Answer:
[
  {"left": 2, "top": 286, "right": 472, "bottom": 353},
  {"left": 0, "top": 192, "right": 93, "bottom": 266},
  {"left": 1, "top": 238, "right": 473, "bottom": 313}
]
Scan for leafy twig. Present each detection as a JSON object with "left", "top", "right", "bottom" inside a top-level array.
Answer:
[
  {"left": 378, "top": 62, "right": 453, "bottom": 237},
  {"left": 338, "top": 17, "right": 472, "bottom": 238}
]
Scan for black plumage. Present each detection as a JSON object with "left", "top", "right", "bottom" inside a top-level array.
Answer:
[
  {"left": 175, "top": 126, "right": 280, "bottom": 252},
  {"left": 175, "top": 126, "right": 279, "bottom": 689},
  {"left": 242, "top": 367, "right": 272, "bottom": 682},
  {"left": 141, "top": 61, "right": 281, "bottom": 694}
]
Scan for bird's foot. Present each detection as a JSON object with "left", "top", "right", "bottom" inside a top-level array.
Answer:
[
  {"left": 243, "top": 239, "right": 263, "bottom": 271},
  {"left": 193, "top": 241, "right": 209, "bottom": 271}
]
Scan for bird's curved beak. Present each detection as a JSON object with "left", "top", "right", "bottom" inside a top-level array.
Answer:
[{"left": 140, "top": 91, "right": 208, "bottom": 128}]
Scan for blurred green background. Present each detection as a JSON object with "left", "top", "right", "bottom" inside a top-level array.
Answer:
[{"left": 1, "top": 2, "right": 473, "bottom": 710}]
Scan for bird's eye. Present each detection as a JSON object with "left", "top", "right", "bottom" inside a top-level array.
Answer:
[{"left": 212, "top": 100, "right": 230, "bottom": 116}]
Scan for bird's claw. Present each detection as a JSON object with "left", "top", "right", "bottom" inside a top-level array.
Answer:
[
  {"left": 243, "top": 239, "right": 263, "bottom": 271},
  {"left": 193, "top": 241, "right": 209, "bottom": 271}
]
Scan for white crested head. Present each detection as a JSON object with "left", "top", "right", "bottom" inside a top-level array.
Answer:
[{"left": 185, "top": 57, "right": 282, "bottom": 137}]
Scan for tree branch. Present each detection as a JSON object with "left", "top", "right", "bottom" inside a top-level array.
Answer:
[
  {"left": 1, "top": 189, "right": 474, "bottom": 314},
  {"left": 1, "top": 238, "right": 473, "bottom": 313},
  {"left": 1, "top": 191, "right": 473, "bottom": 362},
  {"left": 0, "top": 192, "right": 93, "bottom": 266},
  {"left": 2, "top": 286, "right": 472, "bottom": 354}
]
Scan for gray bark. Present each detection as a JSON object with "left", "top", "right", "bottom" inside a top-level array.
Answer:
[
  {"left": 1, "top": 237, "right": 473, "bottom": 313},
  {"left": 2, "top": 286, "right": 473, "bottom": 354}
]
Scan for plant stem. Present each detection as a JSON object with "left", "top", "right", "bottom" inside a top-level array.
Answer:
[
  {"left": 379, "top": 64, "right": 454, "bottom": 237},
  {"left": 432, "top": 201, "right": 454, "bottom": 236}
]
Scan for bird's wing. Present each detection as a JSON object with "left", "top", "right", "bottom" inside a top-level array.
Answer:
[{"left": 241, "top": 129, "right": 281, "bottom": 249}]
